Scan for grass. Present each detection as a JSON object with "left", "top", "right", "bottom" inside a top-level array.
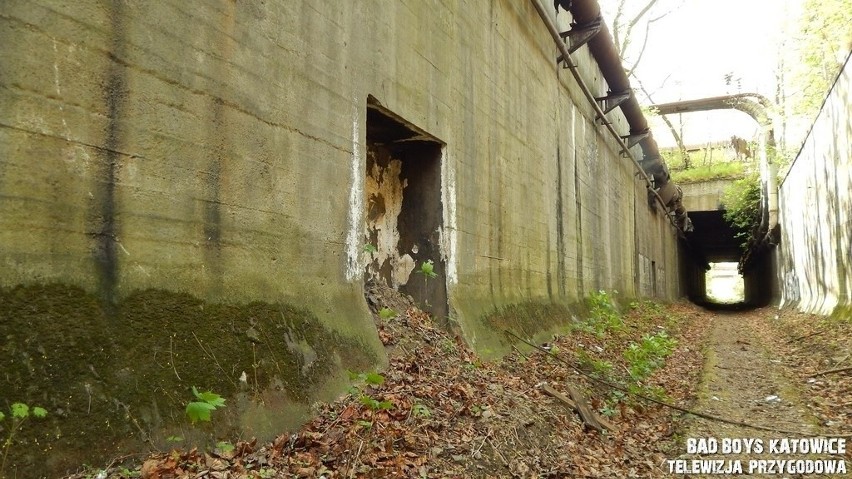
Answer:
[{"left": 670, "top": 161, "right": 748, "bottom": 184}]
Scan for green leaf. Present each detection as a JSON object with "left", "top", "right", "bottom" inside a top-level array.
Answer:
[
  {"left": 11, "top": 402, "right": 29, "bottom": 419},
  {"left": 216, "top": 441, "right": 235, "bottom": 454},
  {"left": 412, "top": 403, "right": 431, "bottom": 417},
  {"left": 166, "top": 435, "right": 184, "bottom": 443},
  {"left": 359, "top": 395, "right": 380, "bottom": 409},
  {"left": 376, "top": 400, "right": 393, "bottom": 410},
  {"left": 192, "top": 387, "right": 225, "bottom": 407},
  {"left": 363, "top": 243, "right": 377, "bottom": 253},
  {"left": 418, "top": 260, "right": 437, "bottom": 278},
  {"left": 0, "top": 411, "right": 5, "bottom": 421},
  {"left": 379, "top": 308, "right": 397, "bottom": 320},
  {"left": 32, "top": 406, "right": 47, "bottom": 418},
  {"left": 363, "top": 372, "right": 385, "bottom": 385},
  {"left": 186, "top": 401, "right": 216, "bottom": 423}
]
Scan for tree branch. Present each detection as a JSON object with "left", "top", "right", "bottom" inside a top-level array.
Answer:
[{"left": 631, "top": 73, "right": 690, "bottom": 169}]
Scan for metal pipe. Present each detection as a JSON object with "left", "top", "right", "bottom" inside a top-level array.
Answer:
[
  {"left": 558, "top": 0, "right": 664, "bottom": 168},
  {"left": 651, "top": 94, "right": 781, "bottom": 243},
  {"left": 530, "top": 0, "right": 685, "bottom": 234}
]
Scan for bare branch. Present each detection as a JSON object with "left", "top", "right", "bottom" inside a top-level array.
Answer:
[
  {"left": 631, "top": 72, "right": 691, "bottom": 169},
  {"left": 612, "top": 0, "right": 628, "bottom": 57},
  {"left": 626, "top": 21, "right": 653, "bottom": 77},
  {"left": 620, "top": 0, "right": 661, "bottom": 55}
]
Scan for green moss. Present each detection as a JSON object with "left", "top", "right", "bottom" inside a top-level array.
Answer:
[
  {"left": 0, "top": 284, "right": 379, "bottom": 477},
  {"left": 477, "top": 301, "right": 577, "bottom": 358},
  {"left": 829, "top": 304, "right": 852, "bottom": 322}
]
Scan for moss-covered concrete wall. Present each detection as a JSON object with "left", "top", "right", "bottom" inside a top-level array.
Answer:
[{"left": 0, "top": 1, "right": 682, "bottom": 475}]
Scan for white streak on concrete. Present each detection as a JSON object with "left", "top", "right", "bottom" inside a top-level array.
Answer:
[
  {"left": 345, "top": 98, "right": 365, "bottom": 281},
  {"left": 440, "top": 148, "right": 458, "bottom": 284},
  {"left": 52, "top": 39, "right": 71, "bottom": 141}
]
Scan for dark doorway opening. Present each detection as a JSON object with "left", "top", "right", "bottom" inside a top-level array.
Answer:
[{"left": 363, "top": 97, "right": 448, "bottom": 320}]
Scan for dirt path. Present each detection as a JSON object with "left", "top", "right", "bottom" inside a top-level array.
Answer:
[{"left": 671, "top": 310, "right": 847, "bottom": 478}]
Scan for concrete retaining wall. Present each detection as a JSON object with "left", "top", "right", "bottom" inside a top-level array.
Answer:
[
  {"left": 777, "top": 53, "right": 851, "bottom": 315},
  {"left": 0, "top": 1, "right": 681, "bottom": 474}
]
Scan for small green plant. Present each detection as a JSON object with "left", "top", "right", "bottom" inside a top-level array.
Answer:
[
  {"left": 417, "top": 260, "right": 437, "bottom": 279},
  {"left": 578, "top": 290, "right": 623, "bottom": 336},
  {"left": 185, "top": 387, "right": 226, "bottom": 424},
  {"left": 439, "top": 338, "right": 457, "bottom": 354},
  {"left": 1, "top": 402, "right": 48, "bottom": 476},
  {"left": 119, "top": 467, "right": 140, "bottom": 478},
  {"left": 363, "top": 243, "right": 377, "bottom": 253},
  {"left": 577, "top": 350, "right": 613, "bottom": 376},
  {"left": 623, "top": 331, "right": 677, "bottom": 380},
  {"left": 600, "top": 404, "right": 618, "bottom": 417},
  {"left": 379, "top": 307, "right": 398, "bottom": 320},
  {"left": 257, "top": 468, "right": 276, "bottom": 479},
  {"left": 357, "top": 420, "right": 373, "bottom": 430},
  {"left": 358, "top": 395, "right": 393, "bottom": 411},
  {"left": 215, "top": 441, "right": 235, "bottom": 454},
  {"left": 166, "top": 435, "right": 184, "bottom": 443},
  {"left": 347, "top": 371, "right": 385, "bottom": 386},
  {"left": 412, "top": 403, "right": 431, "bottom": 418},
  {"left": 347, "top": 371, "right": 393, "bottom": 411},
  {"left": 416, "top": 259, "right": 438, "bottom": 308}
]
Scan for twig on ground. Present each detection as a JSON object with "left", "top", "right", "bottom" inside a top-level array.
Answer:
[
  {"left": 786, "top": 329, "right": 827, "bottom": 344},
  {"left": 812, "top": 365, "right": 852, "bottom": 377},
  {"left": 505, "top": 329, "right": 852, "bottom": 438}
]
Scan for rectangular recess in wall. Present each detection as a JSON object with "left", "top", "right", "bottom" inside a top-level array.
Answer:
[{"left": 363, "top": 96, "right": 448, "bottom": 320}]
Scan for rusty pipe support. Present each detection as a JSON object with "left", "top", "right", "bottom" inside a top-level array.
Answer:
[
  {"left": 557, "top": 0, "right": 665, "bottom": 172},
  {"left": 531, "top": 0, "right": 685, "bottom": 234}
]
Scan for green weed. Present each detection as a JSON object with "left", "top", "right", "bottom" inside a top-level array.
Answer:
[
  {"left": 577, "top": 290, "right": 623, "bottom": 337},
  {"left": 623, "top": 331, "right": 677, "bottom": 380},
  {"left": 1, "top": 402, "right": 48, "bottom": 476},
  {"left": 185, "top": 387, "right": 226, "bottom": 424}
]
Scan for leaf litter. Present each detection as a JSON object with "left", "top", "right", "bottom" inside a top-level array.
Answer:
[{"left": 71, "top": 292, "right": 807, "bottom": 478}]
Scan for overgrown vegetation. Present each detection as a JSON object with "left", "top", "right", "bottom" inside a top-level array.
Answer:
[
  {"left": 670, "top": 161, "right": 747, "bottom": 184},
  {"left": 783, "top": 0, "right": 852, "bottom": 117},
  {"left": 577, "top": 290, "right": 624, "bottom": 337},
  {"left": 720, "top": 172, "right": 762, "bottom": 248},
  {"left": 573, "top": 292, "right": 679, "bottom": 408}
]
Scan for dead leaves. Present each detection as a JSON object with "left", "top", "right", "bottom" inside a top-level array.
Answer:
[{"left": 67, "top": 300, "right": 719, "bottom": 479}]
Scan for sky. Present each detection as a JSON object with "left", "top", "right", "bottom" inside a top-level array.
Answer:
[{"left": 601, "top": 0, "right": 799, "bottom": 148}]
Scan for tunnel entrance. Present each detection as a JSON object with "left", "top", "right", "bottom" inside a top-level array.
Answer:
[
  {"left": 705, "top": 262, "right": 744, "bottom": 304},
  {"left": 363, "top": 97, "right": 448, "bottom": 320},
  {"left": 680, "top": 208, "right": 777, "bottom": 308}
]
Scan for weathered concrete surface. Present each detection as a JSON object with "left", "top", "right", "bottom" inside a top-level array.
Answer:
[
  {"left": 0, "top": 1, "right": 682, "bottom": 474},
  {"left": 777, "top": 52, "right": 851, "bottom": 315},
  {"left": 681, "top": 179, "right": 736, "bottom": 212}
]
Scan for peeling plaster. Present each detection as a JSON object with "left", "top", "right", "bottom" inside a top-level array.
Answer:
[{"left": 364, "top": 154, "right": 416, "bottom": 287}]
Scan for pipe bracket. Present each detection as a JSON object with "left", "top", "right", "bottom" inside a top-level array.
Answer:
[
  {"left": 556, "top": 16, "right": 602, "bottom": 63},
  {"left": 620, "top": 129, "right": 650, "bottom": 154},
  {"left": 595, "top": 90, "right": 632, "bottom": 115}
]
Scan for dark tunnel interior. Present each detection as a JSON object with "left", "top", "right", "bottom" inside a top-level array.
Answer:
[{"left": 679, "top": 210, "right": 778, "bottom": 309}]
